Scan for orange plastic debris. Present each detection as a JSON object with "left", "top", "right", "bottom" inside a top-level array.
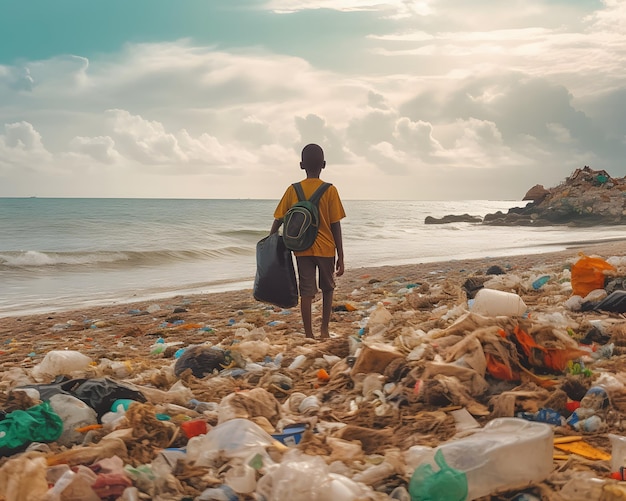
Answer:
[
  {"left": 513, "top": 325, "right": 587, "bottom": 372},
  {"left": 176, "top": 323, "right": 204, "bottom": 330},
  {"left": 317, "top": 369, "right": 330, "bottom": 381},
  {"left": 571, "top": 253, "right": 615, "bottom": 297},
  {"left": 485, "top": 353, "right": 519, "bottom": 381},
  {"left": 75, "top": 424, "right": 103, "bottom": 433}
]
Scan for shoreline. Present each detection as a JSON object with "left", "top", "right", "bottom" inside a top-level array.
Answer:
[
  {"left": 2, "top": 238, "right": 625, "bottom": 327},
  {"left": 3, "top": 231, "right": 626, "bottom": 320}
]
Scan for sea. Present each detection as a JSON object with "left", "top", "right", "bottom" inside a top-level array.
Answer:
[{"left": 2, "top": 197, "right": 625, "bottom": 318}]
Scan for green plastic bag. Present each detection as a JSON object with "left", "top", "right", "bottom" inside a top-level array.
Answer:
[
  {"left": 0, "top": 401, "right": 63, "bottom": 454},
  {"left": 408, "top": 449, "right": 468, "bottom": 501}
]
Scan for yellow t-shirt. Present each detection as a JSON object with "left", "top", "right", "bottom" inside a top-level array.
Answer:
[{"left": 274, "top": 179, "right": 346, "bottom": 257}]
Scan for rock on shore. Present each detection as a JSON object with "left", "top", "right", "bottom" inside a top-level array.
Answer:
[{"left": 428, "top": 166, "right": 626, "bottom": 226}]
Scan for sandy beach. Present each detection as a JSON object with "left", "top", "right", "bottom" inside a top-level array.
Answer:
[
  {"left": 3, "top": 238, "right": 625, "bottom": 344},
  {"left": 1, "top": 239, "right": 626, "bottom": 499}
]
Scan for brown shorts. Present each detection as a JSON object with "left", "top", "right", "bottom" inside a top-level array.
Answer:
[{"left": 295, "top": 256, "right": 336, "bottom": 297}]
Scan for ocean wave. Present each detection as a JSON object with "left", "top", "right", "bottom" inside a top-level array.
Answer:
[
  {"left": 218, "top": 229, "right": 269, "bottom": 239},
  {"left": 0, "top": 247, "right": 254, "bottom": 269}
]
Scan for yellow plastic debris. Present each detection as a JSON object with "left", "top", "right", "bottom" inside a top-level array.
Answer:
[{"left": 554, "top": 440, "right": 611, "bottom": 461}]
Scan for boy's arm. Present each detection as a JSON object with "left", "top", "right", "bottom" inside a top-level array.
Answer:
[
  {"left": 270, "top": 219, "right": 282, "bottom": 235},
  {"left": 331, "top": 221, "right": 344, "bottom": 276}
]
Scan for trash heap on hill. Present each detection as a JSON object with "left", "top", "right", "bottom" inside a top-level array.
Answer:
[
  {"left": 3, "top": 252, "right": 626, "bottom": 500},
  {"left": 427, "top": 166, "right": 626, "bottom": 226}
]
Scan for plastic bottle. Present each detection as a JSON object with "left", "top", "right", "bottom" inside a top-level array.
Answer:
[
  {"left": 352, "top": 461, "right": 396, "bottom": 485},
  {"left": 610, "top": 434, "right": 626, "bottom": 472},
  {"left": 517, "top": 408, "right": 565, "bottom": 426},
  {"left": 559, "top": 474, "right": 607, "bottom": 500},
  {"left": 571, "top": 415, "right": 603, "bottom": 432},
  {"left": 469, "top": 289, "right": 527, "bottom": 316},
  {"left": 288, "top": 354, "right": 307, "bottom": 370},
  {"left": 410, "top": 418, "right": 553, "bottom": 500},
  {"left": 531, "top": 275, "right": 550, "bottom": 290}
]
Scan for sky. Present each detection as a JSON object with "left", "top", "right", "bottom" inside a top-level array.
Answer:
[{"left": 1, "top": 0, "right": 625, "bottom": 200}]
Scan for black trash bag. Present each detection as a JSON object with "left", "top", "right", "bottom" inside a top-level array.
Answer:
[
  {"left": 16, "top": 377, "right": 146, "bottom": 419},
  {"left": 594, "top": 290, "right": 626, "bottom": 313},
  {"left": 174, "top": 345, "right": 228, "bottom": 378},
  {"left": 17, "top": 375, "right": 75, "bottom": 402},
  {"left": 253, "top": 233, "right": 298, "bottom": 308},
  {"left": 70, "top": 378, "right": 147, "bottom": 419}
]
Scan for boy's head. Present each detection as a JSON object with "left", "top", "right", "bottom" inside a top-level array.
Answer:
[{"left": 300, "top": 143, "right": 326, "bottom": 173}]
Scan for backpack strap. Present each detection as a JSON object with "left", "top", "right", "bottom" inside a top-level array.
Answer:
[
  {"left": 292, "top": 182, "right": 306, "bottom": 202},
  {"left": 308, "top": 182, "right": 332, "bottom": 205}
]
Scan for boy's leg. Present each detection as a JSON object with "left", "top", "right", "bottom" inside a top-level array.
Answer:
[
  {"left": 295, "top": 256, "right": 318, "bottom": 338},
  {"left": 300, "top": 296, "right": 314, "bottom": 338},
  {"left": 320, "top": 290, "right": 333, "bottom": 339},
  {"left": 317, "top": 257, "right": 336, "bottom": 339}
]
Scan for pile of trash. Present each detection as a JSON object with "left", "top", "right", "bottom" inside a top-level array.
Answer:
[
  {"left": 429, "top": 166, "right": 626, "bottom": 226},
  {"left": 3, "top": 252, "right": 626, "bottom": 500}
]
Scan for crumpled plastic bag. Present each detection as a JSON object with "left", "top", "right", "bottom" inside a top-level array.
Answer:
[
  {"left": 408, "top": 449, "right": 468, "bottom": 501},
  {"left": 594, "top": 290, "right": 626, "bottom": 313},
  {"left": 0, "top": 402, "right": 63, "bottom": 456},
  {"left": 571, "top": 253, "right": 615, "bottom": 297}
]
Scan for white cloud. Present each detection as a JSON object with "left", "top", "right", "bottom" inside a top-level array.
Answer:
[
  {"left": 68, "top": 136, "right": 120, "bottom": 164},
  {"left": 3, "top": 122, "right": 45, "bottom": 151},
  {"left": 264, "top": 0, "right": 431, "bottom": 15},
  {"left": 0, "top": 122, "right": 52, "bottom": 172},
  {"left": 1, "top": 1, "right": 626, "bottom": 199}
]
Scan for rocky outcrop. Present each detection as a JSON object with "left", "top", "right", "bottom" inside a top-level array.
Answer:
[
  {"left": 426, "top": 166, "right": 626, "bottom": 226},
  {"left": 522, "top": 184, "right": 550, "bottom": 203},
  {"left": 425, "top": 214, "right": 483, "bottom": 224}
]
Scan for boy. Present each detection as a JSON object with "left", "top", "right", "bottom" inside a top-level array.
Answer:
[{"left": 270, "top": 144, "right": 346, "bottom": 339}]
